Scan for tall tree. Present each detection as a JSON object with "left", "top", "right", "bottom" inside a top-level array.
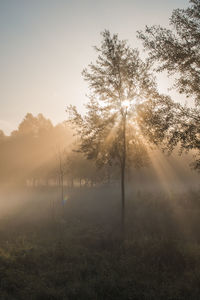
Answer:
[
  {"left": 67, "top": 30, "right": 160, "bottom": 234},
  {"left": 138, "top": 0, "right": 200, "bottom": 169}
]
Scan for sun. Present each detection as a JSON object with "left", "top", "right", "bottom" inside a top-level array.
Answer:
[{"left": 121, "top": 100, "right": 131, "bottom": 109}]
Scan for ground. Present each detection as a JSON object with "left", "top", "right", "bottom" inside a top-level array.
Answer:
[{"left": 0, "top": 186, "right": 200, "bottom": 300}]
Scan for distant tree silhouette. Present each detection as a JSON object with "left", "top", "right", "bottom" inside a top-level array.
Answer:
[
  {"left": 15, "top": 113, "right": 53, "bottom": 137},
  {"left": 0, "top": 114, "right": 73, "bottom": 186},
  {"left": 67, "top": 30, "right": 162, "bottom": 234},
  {"left": 138, "top": 0, "right": 200, "bottom": 170}
]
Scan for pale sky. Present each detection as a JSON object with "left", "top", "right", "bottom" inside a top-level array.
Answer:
[{"left": 0, "top": 0, "right": 188, "bottom": 134}]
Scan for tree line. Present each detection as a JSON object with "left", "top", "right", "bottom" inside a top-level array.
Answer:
[{"left": 0, "top": 113, "right": 132, "bottom": 188}]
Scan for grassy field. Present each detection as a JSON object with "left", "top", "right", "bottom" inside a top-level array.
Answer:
[{"left": 0, "top": 186, "right": 200, "bottom": 299}]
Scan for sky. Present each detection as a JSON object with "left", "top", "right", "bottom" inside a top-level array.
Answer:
[{"left": 0, "top": 0, "right": 189, "bottom": 134}]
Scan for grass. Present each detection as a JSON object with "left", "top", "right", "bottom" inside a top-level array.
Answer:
[{"left": 0, "top": 186, "right": 199, "bottom": 299}]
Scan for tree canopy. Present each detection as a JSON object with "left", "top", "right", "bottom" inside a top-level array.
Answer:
[
  {"left": 138, "top": 0, "right": 200, "bottom": 106},
  {"left": 68, "top": 30, "right": 158, "bottom": 169},
  {"left": 138, "top": 0, "right": 200, "bottom": 170}
]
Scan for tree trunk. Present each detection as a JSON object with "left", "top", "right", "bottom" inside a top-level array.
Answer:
[
  {"left": 121, "top": 112, "right": 126, "bottom": 237},
  {"left": 61, "top": 173, "right": 64, "bottom": 204},
  {"left": 58, "top": 151, "right": 64, "bottom": 218},
  {"left": 121, "top": 162, "right": 125, "bottom": 236}
]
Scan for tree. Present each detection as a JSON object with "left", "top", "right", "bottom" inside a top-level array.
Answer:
[
  {"left": 15, "top": 113, "right": 53, "bottom": 137},
  {"left": 0, "top": 114, "right": 72, "bottom": 186},
  {"left": 137, "top": 95, "right": 200, "bottom": 170},
  {"left": 138, "top": 0, "right": 200, "bottom": 169},
  {"left": 67, "top": 30, "right": 159, "bottom": 234},
  {"left": 138, "top": 0, "right": 200, "bottom": 105}
]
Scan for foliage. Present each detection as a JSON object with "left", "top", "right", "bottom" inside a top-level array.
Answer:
[
  {"left": 138, "top": 0, "right": 200, "bottom": 106},
  {"left": 0, "top": 114, "right": 72, "bottom": 185},
  {"left": 138, "top": 0, "right": 200, "bottom": 169},
  {"left": 137, "top": 95, "right": 200, "bottom": 170},
  {"left": 67, "top": 30, "right": 158, "bottom": 171}
]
